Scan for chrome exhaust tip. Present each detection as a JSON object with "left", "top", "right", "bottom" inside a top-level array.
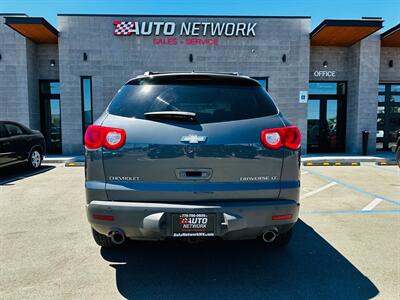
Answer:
[
  {"left": 108, "top": 230, "right": 125, "bottom": 245},
  {"left": 262, "top": 229, "right": 278, "bottom": 243}
]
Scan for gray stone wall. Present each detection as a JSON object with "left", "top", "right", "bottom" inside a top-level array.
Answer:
[
  {"left": 347, "top": 34, "right": 381, "bottom": 154},
  {"left": 0, "top": 16, "right": 30, "bottom": 126},
  {"left": 37, "top": 44, "right": 59, "bottom": 80},
  {"left": 380, "top": 47, "right": 400, "bottom": 82},
  {"left": 58, "top": 15, "right": 310, "bottom": 154},
  {"left": 0, "top": 17, "right": 59, "bottom": 131},
  {"left": 310, "top": 46, "right": 348, "bottom": 80}
]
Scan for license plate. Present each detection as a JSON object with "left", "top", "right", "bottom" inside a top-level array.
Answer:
[{"left": 172, "top": 213, "right": 215, "bottom": 237}]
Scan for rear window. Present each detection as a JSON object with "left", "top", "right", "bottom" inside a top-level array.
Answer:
[{"left": 108, "top": 80, "right": 278, "bottom": 124}]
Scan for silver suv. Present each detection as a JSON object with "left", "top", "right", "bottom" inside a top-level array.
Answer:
[{"left": 84, "top": 72, "right": 301, "bottom": 247}]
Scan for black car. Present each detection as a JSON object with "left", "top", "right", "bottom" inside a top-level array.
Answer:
[
  {"left": 0, "top": 121, "right": 46, "bottom": 170},
  {"left": 395, "top": 129, "right": 400, "bottom": 167}
]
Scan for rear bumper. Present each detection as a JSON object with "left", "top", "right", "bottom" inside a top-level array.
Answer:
[{"left": 87, "top": 199, "right": 299, "bottom": 240}]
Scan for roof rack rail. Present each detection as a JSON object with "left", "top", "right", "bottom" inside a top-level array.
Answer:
[{"left": 143, "top": 71, "right": 240, "bottom": 76}]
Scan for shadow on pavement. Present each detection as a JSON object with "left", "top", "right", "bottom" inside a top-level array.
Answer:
[
  {"left": 0, "top": 164, "right": 55, "bottom": 185},
  {"left": 101, "top": 220, "right": 379, "bottom": 300}
]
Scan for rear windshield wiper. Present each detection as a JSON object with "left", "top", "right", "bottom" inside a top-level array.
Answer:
[{"left": 144, "top": 111, "right": 197, "bottom": 122}]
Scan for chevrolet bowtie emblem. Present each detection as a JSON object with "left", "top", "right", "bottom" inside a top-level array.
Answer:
[{"left": 180, "top": 134, "right": 207, "bottom": 144}]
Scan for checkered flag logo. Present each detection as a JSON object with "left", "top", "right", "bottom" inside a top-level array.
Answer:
[{"left": 113, "top": 21, "right": 135, "bottom": 36}]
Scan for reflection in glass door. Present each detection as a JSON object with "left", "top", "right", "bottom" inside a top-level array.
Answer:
[
  {"left": 40, "top": 81, "right": 61, "bottom": 154},
  {"left": 326, "top": 99, "right": 338, "bottom": 149},
  {"left": 307, "top": 100, "right": 320, "bottom": 151},
  {"left": 307, "top": 97, "right": 345, "bottom": 153}
]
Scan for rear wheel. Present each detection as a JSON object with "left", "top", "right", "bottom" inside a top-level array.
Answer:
[
  {"left": 92, "top": 228, "right": 114, "bottom": 247},
  {"left": 28, "top": 149, "right": 42, "bottom": 169}
]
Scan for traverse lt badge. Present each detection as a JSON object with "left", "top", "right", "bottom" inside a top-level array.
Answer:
[{"left": 180, "top": 134, "right": 207, "bottom": 144}]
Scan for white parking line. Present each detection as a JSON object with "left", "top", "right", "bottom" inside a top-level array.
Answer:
[
  {"left": 362, "top": 198, "right": 384, "bottom": 211},
  {"left": 301, "top": 182, "right": 337, "bottom": 200}
]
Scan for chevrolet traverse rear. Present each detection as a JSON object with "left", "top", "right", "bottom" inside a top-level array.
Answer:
[{"left": 85, "top": 72, "right": 301, "bottom": 247}]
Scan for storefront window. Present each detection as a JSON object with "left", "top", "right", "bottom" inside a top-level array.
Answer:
[
  {"left": 309, "top": 83, "right": 336, "bottom": 94},
  {"left": 391, "top": 84, "right": 400, "bottom": 92},
  {"left": 309, "top": 82, "right": 345, "bottom": 95},
  {"left": 251, "top": 77, "right": 268, "bottom": 91},
  {"left": 376, "top": 83, "right": 400, "bottom": 151},
  {"left": 40, "top": 81, "right": 61, "bottom": 154},
  {"left": 390, "top": 95, "right": 400, "bottom": 102},
  {"left": 81, "top": 76, "right": 93, "bottom": 141}
]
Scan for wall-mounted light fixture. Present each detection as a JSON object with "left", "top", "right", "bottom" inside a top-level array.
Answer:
[
  {"left": 83, "top": 52, "right": 88, "bottom": 61},
  {"left": 50, "top": 59, "right": 55, "bottom": 67},
  {"left": 189, "top": 53, "right": 193, "bottom": 63},
  {"left": 323, "top": 61, "right": 328, "bottom": 68},
  {"left": 388, "top": 60, "right": 394, "bottom": 68},
  {"left": 282, "top": 54, "right": 287, "bottom": 63}
]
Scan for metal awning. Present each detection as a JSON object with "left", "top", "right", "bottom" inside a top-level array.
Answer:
[
  {"left": 4, "top": 16, "right": 58, "bottom": 44},
  {"left": 310, "top": 19, "right": 383, "bottom": 47},
  {"left": 381, "top": 24, "right": 400, "bottom": 47}
]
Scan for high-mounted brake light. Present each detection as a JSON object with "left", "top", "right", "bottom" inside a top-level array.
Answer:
[
  {"left": 84, "top": 125, "right": 126, "bottom": 150},
  {"left": 260, "top": 126, "right": 301, "bottom": 150}
]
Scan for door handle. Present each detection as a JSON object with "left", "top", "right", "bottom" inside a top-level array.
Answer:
[{"left": 175, "top": 168, "right": 213, "bottom": 180}]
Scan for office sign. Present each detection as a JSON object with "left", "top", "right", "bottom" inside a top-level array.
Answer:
[{"left": 313, "top": 70, "right": 336, "bottom": 77}]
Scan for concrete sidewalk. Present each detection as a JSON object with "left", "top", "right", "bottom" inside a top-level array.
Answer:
[{"left": 43, "top": 155, "right": 84, "bottom": 164}]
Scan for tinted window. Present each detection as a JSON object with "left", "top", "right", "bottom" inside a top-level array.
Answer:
[
  {"left": 391, "top": 84, "right": 400, "bottom": 92},
  {"left": 4, "top": 123, "right": 24, "bottom": 136},
  {"left": 108, "top": 83, "right": 278, "bottom": 123},
  {"left": 81, "top": 77, "right": 93, "bottom": 140},
  {"left": 309, "top": 82, "right": 346, "bottom": 95},
  {"left": 0, "top": 124, "right": 8, "bottom": 138}
]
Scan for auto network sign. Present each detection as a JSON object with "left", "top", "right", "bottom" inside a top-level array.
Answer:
[{"left": 113, "top": 21, "right": 257, "bottom": 46}]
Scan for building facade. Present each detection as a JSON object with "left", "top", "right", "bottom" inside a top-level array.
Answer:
[{"left": 1, "top": 14, "right": 399, "bottom": 155}]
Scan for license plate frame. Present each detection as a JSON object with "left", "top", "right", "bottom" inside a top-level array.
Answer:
[{"left": 172, "top": 213, "right": 216, "bottom": 237}]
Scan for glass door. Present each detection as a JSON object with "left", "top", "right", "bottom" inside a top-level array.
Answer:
[
  {"left": 40, "top": 81, "right": 61, "bottom": 154},
  {"left": 377, "top": 83, "right": 400, "bottom": 151},
  {"left": 307, "top": 96, "right": 345, "bottom": 153},
  {"left": 307, "top": 82, "right": 347, "bottom": 153}
]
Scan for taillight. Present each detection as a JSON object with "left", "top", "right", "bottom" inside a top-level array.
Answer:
[
  {"left": 260, "top": 126, "right": 301, "bottom": 150},
  {"left": 84, "top": 125, "right": 126, "bottom": 150},
  {"left": 103, "top": 128, "right": 126, "bottom": 150}
]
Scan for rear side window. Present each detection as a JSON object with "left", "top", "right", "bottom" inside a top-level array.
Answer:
[
  {"left": 108, "top": 82, "right": 278, "bottom": 123},
  {"left": 0, "top": 124, "right": 8, "bottom": 138},
  {"left": 4, "top": 123, "right": 24, "bottom": 136}
]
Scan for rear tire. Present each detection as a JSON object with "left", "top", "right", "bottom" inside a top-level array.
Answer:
[
  {"left": 92, "top": 228, "right": 114, "bottom": 247},
  {"left": 261, "top": 227, "right": 293, "bottom": 248},
  {"left": 28, "top": 148, "right": 42, "bottom": 169}
]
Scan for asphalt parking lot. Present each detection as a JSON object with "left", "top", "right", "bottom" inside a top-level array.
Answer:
[{"left": 0, "top": 163, "right": 399, "bottom": 299}]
